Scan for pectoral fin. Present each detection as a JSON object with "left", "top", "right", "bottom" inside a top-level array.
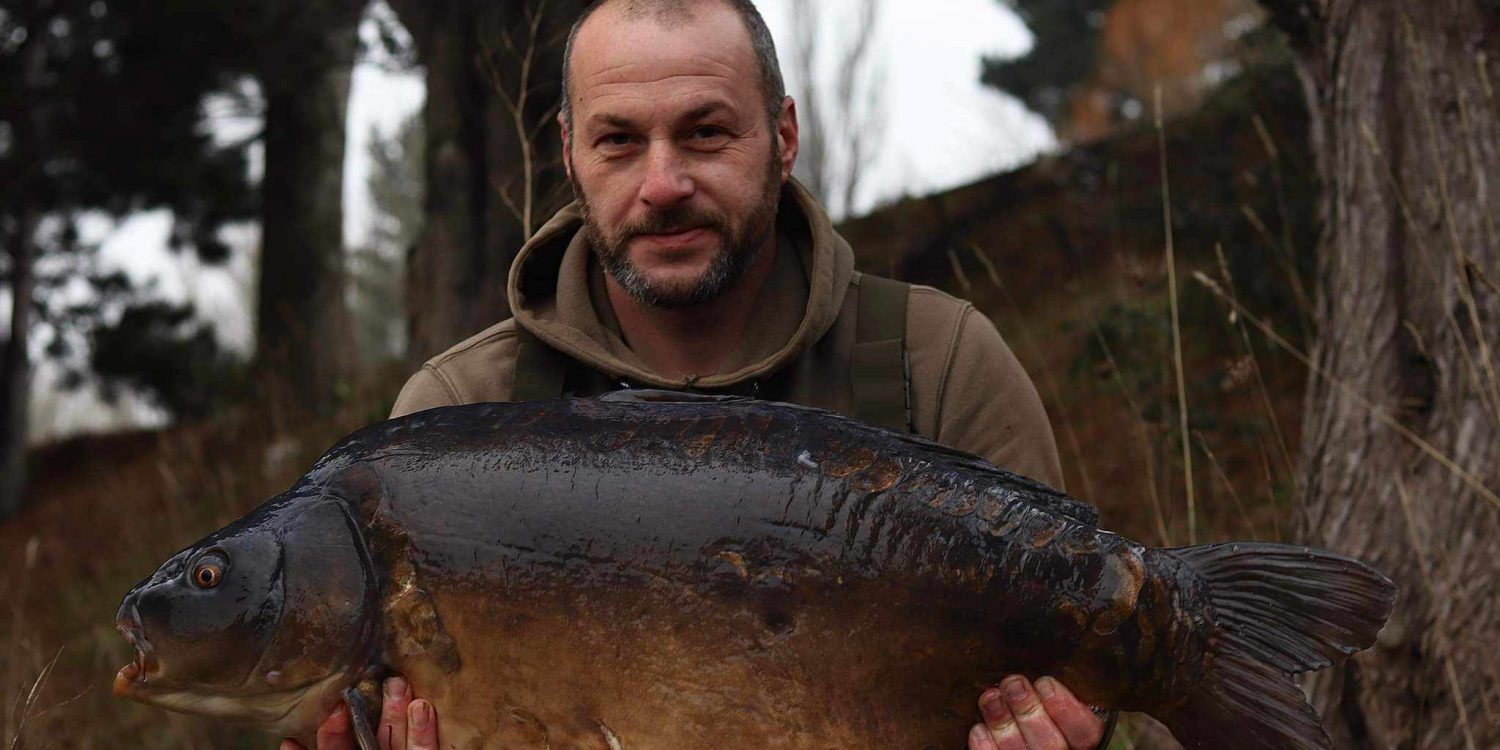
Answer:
[{"left": 343, "top": 684, "right": 381, "bottom": 750}]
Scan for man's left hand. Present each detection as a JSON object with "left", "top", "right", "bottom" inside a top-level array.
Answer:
[
  {"left": 967, "top": 675, "right": 1105, "bottom": 750},
  {"left": 278, "top": 677, "right": 439, "bottom": 750}
]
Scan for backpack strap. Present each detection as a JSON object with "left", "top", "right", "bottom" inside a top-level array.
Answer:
[
  {"left": 510, "top": 325, "right": 572, "bottom": 401},
  {"left": 851, "top": 273, "right": 913, "bottom": 433}
]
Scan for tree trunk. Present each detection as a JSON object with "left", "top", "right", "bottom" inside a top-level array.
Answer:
[
  {"left": 389, "top": 0, "right": 583, "bottom": 360},
  {"left": 255, "top": 0, "right": 365, "bottom": 412},
  {"left": 1265, "top": 1, "right": 1500, "bottom": 746},
  {"left": 1, "top": 10, "right": 49, "bottom": 521},
  {"left": 0, "top": 206, "right": 37, "bottom": 522}
]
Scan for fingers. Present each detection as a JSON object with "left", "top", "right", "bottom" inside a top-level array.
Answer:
[
  {"left": 285, "top": 680, "right": 438, "bottom": 750},
  {"left": 974, "top": 676, "right": 1071, "bottom": 750},
  {"left": 313, "top": 703, "right": 356, "bottom": 750},
  {"left": 379, "top": 677, "right": 412, "bottom": 750},
  {"left": 1034, "top": 677, "right": 1105, "bottom": 749},
  {"left": 406, "top": 699, "right": 440, "bottom": 750},
  {"left": 969, "top": 721, "right": 999, "bottom": 750}
]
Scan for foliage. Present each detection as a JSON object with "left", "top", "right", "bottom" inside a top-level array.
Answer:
[
  {"left": 0, "top": 0, "right": 259, "bottom": 256},
  {"left": 981, "top": 0, "right": 1114, "bottom": 129},
  {"left": 90, "top": 302, "right": 247, "bottom": 419},
  {"left": 0, "top": 0, "right": 261, "bottom": 421}
]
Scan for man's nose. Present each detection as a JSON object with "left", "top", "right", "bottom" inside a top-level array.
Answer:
[{"left": 639, "top": 143, "right": 694, "bottom": 207}]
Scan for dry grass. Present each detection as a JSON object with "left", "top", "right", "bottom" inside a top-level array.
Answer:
[{"left": 0, "top": 375, "right": 401, "bottom": 748}]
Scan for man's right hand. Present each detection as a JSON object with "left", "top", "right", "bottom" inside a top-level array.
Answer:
[
  {"left": 279, "top": 677, "right": 439, "bottom": 750},
  {"left": 966, "top": 675, "right": 1105, "bottom": 750}
]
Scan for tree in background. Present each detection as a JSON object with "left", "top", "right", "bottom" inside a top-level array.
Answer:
[
  {"left": 1258, "top": 1, "right": 1500, "bottom": 746},
  {"left": 0, "top": 0, "right": 257, "bottom": 519},
  {"left": 788, "top": 0, "right": 885, "bottom": 220},
  {"left": 985, "top": 0, "right": 1259, "bottom": 142},
  {"left": 249, "top": 0, "right": 367, "bottom": 412},
  {"left": 351, "top": 114, "right": 424, "bottom": 365},
  {"left": 386, "top": 0, "right": 587, "bottom": 360}
]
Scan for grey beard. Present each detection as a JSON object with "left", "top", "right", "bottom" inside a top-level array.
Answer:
[
  {"left": 577, "top": 178, "right": 781, "bottom": 309},
  {"left": 590, "top": 223, "right": 766, "bottom": 309}
]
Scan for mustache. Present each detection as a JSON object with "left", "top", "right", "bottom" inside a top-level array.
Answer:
[{"left": 619, "top": 206, "right": 728, "bottom": 239}]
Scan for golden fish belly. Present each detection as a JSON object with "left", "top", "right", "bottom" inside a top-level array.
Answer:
[{"left": 392, "top": 580, "right": 1019, "bottom": 750}]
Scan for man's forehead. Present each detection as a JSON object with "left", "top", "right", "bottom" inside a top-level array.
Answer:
[{"left": 571, "top": 1, "right": 757, "bottom": 99}]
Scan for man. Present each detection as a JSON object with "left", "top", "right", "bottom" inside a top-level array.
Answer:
[{"left": 287, "top": 1, "right": 1107, "bottom": 748}]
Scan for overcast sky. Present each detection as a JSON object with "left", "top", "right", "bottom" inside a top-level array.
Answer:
[{"left": 36, "top": 0, "right": 1051, "bottom": 439}]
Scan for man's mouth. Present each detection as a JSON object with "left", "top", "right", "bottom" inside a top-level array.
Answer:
[{"left": 635, "top": 226, "right": 710, "bottom": 250}]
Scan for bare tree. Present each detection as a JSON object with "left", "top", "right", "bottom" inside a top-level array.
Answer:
[
  {"left": 1255, "top": 1, "right": 1500, "bottom": 746},
  {"left": 0, "top": 10, "right": 47, "bottom": 521},
  {"left": 789, "top": 0, "right": 886, "bottom": 220},
  {"left": 479, "top": 0, "right": 571, "bottom": 241},
  {"left": 387, "top": 0, "right": 584, "bottom": 359}
]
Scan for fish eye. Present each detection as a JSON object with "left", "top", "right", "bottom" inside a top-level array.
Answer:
[{"left": 190, "top": 554, "right": 227, "bottom": 590}]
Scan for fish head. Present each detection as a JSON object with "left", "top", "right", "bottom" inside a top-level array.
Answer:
[{"left": 114, "top": 494, "right": 378, "bottom": 734}]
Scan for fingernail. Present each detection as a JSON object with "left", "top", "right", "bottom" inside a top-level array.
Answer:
[
  {"left": 1002, "top": 676, "right": 1029, "bottom": 704},
  {"left": 1036, "top": 676, "right": 1057, "bottom": 700},
  {"left": 979, "top": 689, "right": 1005, "bottom": 717},
  {"left": 969, "top": 723, "right": 991, "bottom": 747},
  {"left": 385, "top": 677, "right": 407, "bottom": 699},
  {"left": 328, "top": 703, "right": 346, "bottom": 720},
  {"left": 411, "top": 700, "right": 432, "bottom": 729}
]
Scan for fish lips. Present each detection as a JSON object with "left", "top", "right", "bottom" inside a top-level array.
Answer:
[{"left": 112, "top": 601, "right": 160, "bottom": 699}]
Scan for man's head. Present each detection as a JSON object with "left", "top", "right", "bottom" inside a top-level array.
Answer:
[{"left": 559, "top": 0, "right": 799, "bottom": 309}]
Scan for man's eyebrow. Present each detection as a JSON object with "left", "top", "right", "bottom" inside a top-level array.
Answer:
[
  {"left": 586, "top": 101, "right": 737, "bottom": 131},
  {"left": 680, "top": 102, "right": 733, "bottom": 121},
  {"left": 589, "top": 113, "right": 638, "bottom": 130}
]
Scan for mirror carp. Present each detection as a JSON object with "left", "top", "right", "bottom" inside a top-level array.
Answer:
[{"left": 114, "top": 391, "right": 1395, "bottom": 749}]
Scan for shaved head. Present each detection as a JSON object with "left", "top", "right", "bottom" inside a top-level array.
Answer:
[{"left": 560, "top": 0, "right": 786, "bottom": 131}]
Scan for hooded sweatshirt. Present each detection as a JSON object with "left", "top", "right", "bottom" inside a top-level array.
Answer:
[{"left": 390, "top": 180, "right": 1063, "bottom": 487}]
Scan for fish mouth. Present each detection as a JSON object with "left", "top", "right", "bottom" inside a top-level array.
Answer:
[{"left": 112, "top": 613, "right": 161, "bottom": 698}]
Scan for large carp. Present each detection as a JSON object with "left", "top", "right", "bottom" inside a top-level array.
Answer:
[{"left": 114, "top": 392, "right": 1394, "bottom": 749}]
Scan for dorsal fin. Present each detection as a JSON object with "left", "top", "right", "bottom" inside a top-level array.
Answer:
[
  {"left": 589, "top": 391, "right": 1100, "bottom": 527},
  {"left": 597, "top": 388, "right": 754, "bottom": 405}
]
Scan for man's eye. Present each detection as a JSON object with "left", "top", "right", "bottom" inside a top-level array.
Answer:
[
  {"left": 598, "top": 133, "right": 633, "bottom": 148},
  {"left": 692, "top": 126, "right": 726, "bottom": 140}
]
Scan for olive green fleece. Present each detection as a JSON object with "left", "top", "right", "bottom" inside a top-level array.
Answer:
[{"left": 391, "top": 179, "right": 1064, "bottom": 487}]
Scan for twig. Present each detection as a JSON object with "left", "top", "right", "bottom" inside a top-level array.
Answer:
[
  {"left": 1091, "top": 327, "right": 1173, "bottom": 547},
  {"left": 1213, "top": 243, "right": 1296, "bottom": 484},
  {"left": 1156, "top": 87, "right": 1196, "bottom": 544},
  {"left": 477, "top": 0, "right": 553, "bottom": 239},
  {"left": 970, "top": 243, "right": 1099, "bottom": 502},
  {"left": 945, "top": 249, "right": 972, "bottom": 296},
  {"left": 8, "top": 647, "right": 62, "bottom": 750},
  {"left": 1194, "top": 430, "right": 1260, "bottom": 540},
  {"left": 1194, "top": 271, "right": 1500, "bottom": 511}
]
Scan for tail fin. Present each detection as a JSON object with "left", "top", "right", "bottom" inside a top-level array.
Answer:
[{"left": 1160, "top": 542, "right": 1397, "bottom": 749}]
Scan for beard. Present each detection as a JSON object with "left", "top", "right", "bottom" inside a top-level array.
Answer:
[{"left": 571, "top": 148, "right": 782, "bottom": 310}]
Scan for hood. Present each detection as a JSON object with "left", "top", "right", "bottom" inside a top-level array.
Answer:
[{"left": 507, "top": 178, "right": 855, "bottom": 390}]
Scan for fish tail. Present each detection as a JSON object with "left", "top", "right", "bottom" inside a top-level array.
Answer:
[{"left": 1160, "top": 542, "right": 1396, "bottom": 750}]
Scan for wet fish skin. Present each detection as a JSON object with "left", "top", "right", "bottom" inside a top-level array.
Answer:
[{"left": 115, "top": 392, "right": 1395, "bottom": 749}]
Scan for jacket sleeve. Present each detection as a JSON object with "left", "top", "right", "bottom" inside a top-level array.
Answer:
[
  {"left": 389, "top": 366, "right": 462, "bottom": 419},
  {"left": 934, "top": 306, "right": 1066, "bottom": 490}
]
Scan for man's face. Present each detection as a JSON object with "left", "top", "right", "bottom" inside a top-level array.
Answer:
[{"left": 562, "top": 2, "right": 798, "bottom": 309}]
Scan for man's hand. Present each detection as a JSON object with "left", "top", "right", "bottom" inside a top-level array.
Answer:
[
  {"left": 967, "top": 675, "right": 1105, "bottom": 750},
  {"left": 278, "top": 677, "right": 439, "bottom": 750}
]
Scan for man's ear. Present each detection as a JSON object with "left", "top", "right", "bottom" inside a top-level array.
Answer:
[
  {"left": 777, "top": 96, "right": 799, "bottom": 183},
  {"left": 559, "top": 112, "right": 574, "bottom": 181}
]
